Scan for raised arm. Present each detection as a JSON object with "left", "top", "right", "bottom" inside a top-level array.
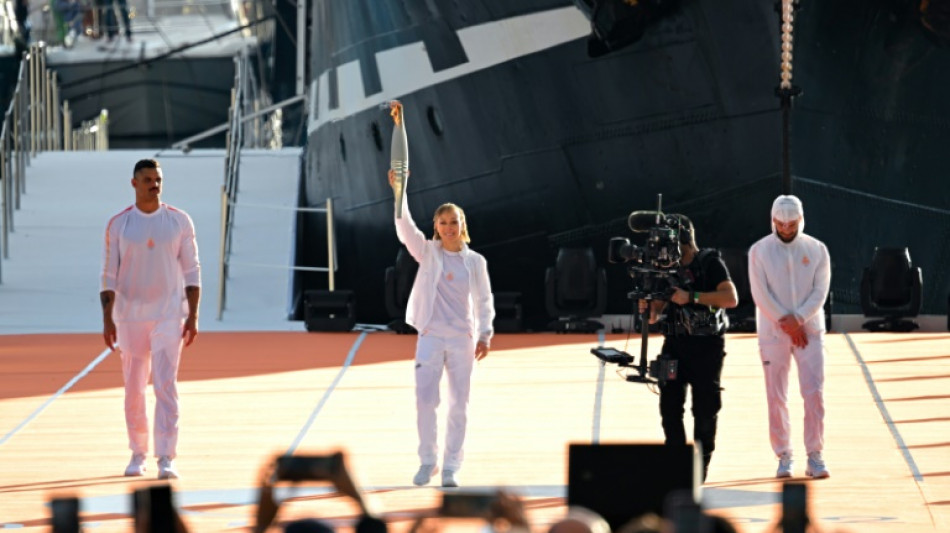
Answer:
[{"left": 389, "top": 169, "right": 427, "bottom": 262}]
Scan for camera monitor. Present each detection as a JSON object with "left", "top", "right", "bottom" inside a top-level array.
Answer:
[
  {"left": 275, "top": 453, "right": 343, "bottom": 482},
  {"left": 590, "top": 347, "right": 634, "bottom": 365},
  {"left": 567, "top": 443, "right": 700, "bottom": 531}
]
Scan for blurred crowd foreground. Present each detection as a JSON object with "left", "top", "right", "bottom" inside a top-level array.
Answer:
[{"left": 45, "top": 449, "right": 857, "bottom": 533}]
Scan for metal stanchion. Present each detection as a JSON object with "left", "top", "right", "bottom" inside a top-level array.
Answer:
[
  {"left": 51, "top": 73, "right": 60, "bottom": 151},
  {"left": 1, "top": 124, "right": 10, "bottom": 259},
  {"left": 326, "top": 198, "right": 335, "bottom": 291},
  {"left": 98, "top": 109, "right": 109, "bottom": 150},
  {"left": 217, "top": 187, "right": 228, "bottom": 320},
  {"left": 62, "top": 101, "right": 71, "bottom": 151},
  {"left": 29, "top": 47, "right": 37, "bottom": 156},
  {"left": 44, "top": 69, "right": 52, "bottom": 152}
]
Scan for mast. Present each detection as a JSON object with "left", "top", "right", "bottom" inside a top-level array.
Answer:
[{"left": 776, "top": 0, "right": 802, "bottom": 196}]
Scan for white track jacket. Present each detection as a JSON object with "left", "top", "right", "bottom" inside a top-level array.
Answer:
[
  {"left": 748, "top": 232, "right": 830, "bottom": 343},
  {"left": 394, "top": 195, "right": 494, "bottom": 345}
]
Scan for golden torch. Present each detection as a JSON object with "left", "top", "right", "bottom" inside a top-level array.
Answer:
[{"left": 389, "top": 100, "right": 409, "bottom": 218}]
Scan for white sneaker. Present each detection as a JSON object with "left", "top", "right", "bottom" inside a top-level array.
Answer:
[
  {"left": 412, "top": 464, "right": 438, "bottom": 486},
  {"left": 442, "top": 469, "right": 459, "bottom": 488},
  {"left": 158, "top": 456, "right": 179, "bottom": 480},
  {"left": 776, "top": 452, "right": 793, "bottom": 478},
  {"left": 124, "top": 453, "right": 146, "bottom": 476},
  {"left": 805, "top": 452, "right": 830, "bottom": 479}
]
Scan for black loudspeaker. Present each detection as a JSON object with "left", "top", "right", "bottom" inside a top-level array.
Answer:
[
  {"left": 493, "top": 291, "right": 523, "bottom": 333},
  {"left": 303, "top": 290, "right": 356, "bottom": 332},
  {"left": 567, "top": 443, "right": 700, "bottom": 531}
]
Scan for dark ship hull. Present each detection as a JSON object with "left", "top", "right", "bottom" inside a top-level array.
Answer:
[{"left": 295, "top": 0, "right": 950, "bottom": 329}]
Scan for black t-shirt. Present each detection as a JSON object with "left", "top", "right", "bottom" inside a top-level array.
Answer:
[
  {"left": 681, "top": 248, "right": 731, "bottom": 296},
  {"left": 661, "top": 248, "right": 732, "bottom": 338}
]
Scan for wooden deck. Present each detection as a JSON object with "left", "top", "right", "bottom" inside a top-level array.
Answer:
[{"left": 1, "top": 330, "right": 948, "bottom": 532}]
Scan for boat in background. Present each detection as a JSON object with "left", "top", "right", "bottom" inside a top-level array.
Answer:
[
  {"left": 38, "top": 0, "right": 274, "bottom": 147},
  {"left": 0, "top": 4, "right": 29, "bottom": 111},
  {"left": 295, "top": 1, "right": 949, "bottom": 329}
]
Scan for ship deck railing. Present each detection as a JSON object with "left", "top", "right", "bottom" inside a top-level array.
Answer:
[
  {"left": 35, "top": 0, "right": 270, "bottom": 54},
  {"left": 0, "top": 42, "right": 108, "bottom": 281},
  {"left": 213, "top": 46, "right": 314, "bottom": 321}
]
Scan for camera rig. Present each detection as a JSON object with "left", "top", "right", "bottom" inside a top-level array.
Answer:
[
  {"left": 591, "top": 343, "right": 678, "bottom": 386},
  {"left": 593, "top": 194, "right": 691, "bottom": 386}
]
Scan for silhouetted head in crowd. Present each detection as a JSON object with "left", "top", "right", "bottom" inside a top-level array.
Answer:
[
  {"left": 284, "top": 515, "right": 387, "bottom": 533},
  {"left": 285, "top": 519, "right": 334, "bottom": 533},
  {"left": 616, "top": 512, "right": 662, "bottom": 533},
  {"left": 617, "top": 511, "right": 739, "bottom": 533},
  {"left": 548, "top": 506, "right": 611, "bottom": 533}
]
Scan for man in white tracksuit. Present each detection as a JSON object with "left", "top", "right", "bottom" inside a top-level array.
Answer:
[
  {"left": 101, "top": 158, "right": 201, "bottom": 480},
  {"left": 389, "top": 170, "right": 495, "bottom": 488},
  {"left": 748, "top": 195, "right": 831, "bottom": 479}
]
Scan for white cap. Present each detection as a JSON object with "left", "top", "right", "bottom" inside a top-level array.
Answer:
[{"left": 771, "top": 195, "right": 803, "bottom": 222}]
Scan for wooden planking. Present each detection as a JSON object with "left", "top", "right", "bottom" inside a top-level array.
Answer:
[{"left": 0, "top": 331, "right": 947, "bottom": 532}]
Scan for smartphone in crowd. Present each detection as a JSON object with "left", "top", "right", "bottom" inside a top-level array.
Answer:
[
  {"left": 781, "top": 482, "right": 808, "bottom": 533},
  {"left": 51, "top": 496, "right": 81, "bottom": 533},
  {"left": 664, "top": 489, "right": 707, "bottom": 533},
  {"left": 274, "top": 452, "right": 343, "bottom": 482},
  {"left": 133, "top": 484, "right": 177, "bottom": 533},
  {"left": 438, "top": 492, "right": 496, "bottom": 518}
]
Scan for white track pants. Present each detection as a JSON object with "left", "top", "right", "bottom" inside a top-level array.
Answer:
[
  {"left": 415, "top": 334, "right": 476, "bottom": 471},
  {"left": 759, "top": 334, "right": 825, "bottom": 457},
  {"left": 117, "top": 319, "right": 184, "bottom": 458}
]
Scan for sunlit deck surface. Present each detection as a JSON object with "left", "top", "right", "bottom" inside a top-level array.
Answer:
[{"left": 1, "top": 330, "right": 948, "bottom": 532}]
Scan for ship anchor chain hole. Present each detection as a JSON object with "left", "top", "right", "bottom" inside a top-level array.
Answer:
[
  {"left": 371, "top": 121, "right": 383, "bottom": 152},
  {"left": 427, "top": 106, "right": 444, "bottom": 136}
]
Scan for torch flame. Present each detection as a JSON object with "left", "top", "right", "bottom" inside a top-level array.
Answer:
[{"left": 389, "top": 100, "right": 403, "bottom": 127}]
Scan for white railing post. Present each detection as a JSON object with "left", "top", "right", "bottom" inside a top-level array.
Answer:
[
  {"left": 216, "top": 186, "right": 228, "bottom": 320},
  {"left": 326, "top": 198, "right": 335, "bottom": 291},
  {"left": 62, "top": 101, "right": 71, "bottom": 151},
  {"left": 51, "top": 72, "right": 60, "bottom": 150}
]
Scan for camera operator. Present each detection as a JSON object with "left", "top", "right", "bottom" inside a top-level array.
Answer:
[{"left": 638, "top": 216, "right": 737, "bottom": 482}]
